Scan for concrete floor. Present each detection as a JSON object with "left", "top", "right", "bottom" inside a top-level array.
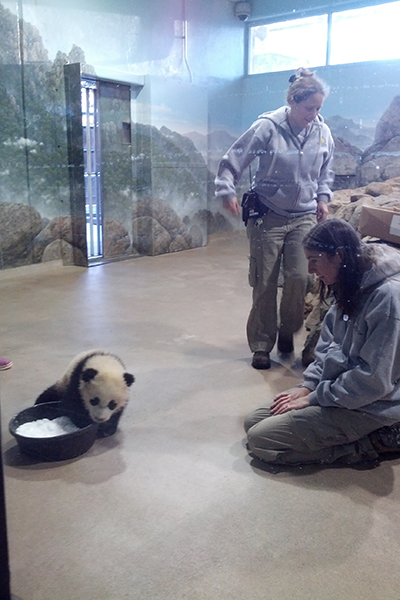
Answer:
[{"left": 1, "top": 231, "right": 400, "bottom": 600}]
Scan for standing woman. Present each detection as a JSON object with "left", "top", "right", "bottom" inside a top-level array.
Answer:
[{"left": 215, "top": 68, "right": 334, "bottom": 369}]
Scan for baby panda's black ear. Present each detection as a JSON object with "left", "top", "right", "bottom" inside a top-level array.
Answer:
[
  {"left": 124, "top": 372, "right": 135, "bottom": 387},
  {"left": 82, "top": 368, "right": 98, "bottom": 382}
]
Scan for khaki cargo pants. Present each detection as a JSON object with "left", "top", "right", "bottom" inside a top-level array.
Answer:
[
  {"left": 246, "top": 211, "right": 316, "bottom": 353},
  {"left": 244, "top": 402, "right": 390, "bottom": 465}
]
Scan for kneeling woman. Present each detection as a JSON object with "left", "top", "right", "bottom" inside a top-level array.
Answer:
[{"left": 245, "top": 218, "right": 400, "bottom": 466}]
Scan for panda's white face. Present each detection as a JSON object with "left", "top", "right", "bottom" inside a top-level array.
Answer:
[
  {"left": 79, "top": 355, "right": 134, "bottom": 423},
  {"left": 81, "top": 373, "right": 132, "bottom": 423}
]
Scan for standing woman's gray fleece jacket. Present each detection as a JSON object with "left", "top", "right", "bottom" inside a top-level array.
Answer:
[
  {"left": 215, "top": 106, "right": 334, "bottom": 217},
  {"left": 303, "top": 244, "right": 400, "bottom": 424}
]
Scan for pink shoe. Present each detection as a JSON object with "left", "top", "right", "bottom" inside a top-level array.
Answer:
[{"left": 0, "top": 356, "right": 12, "bottom": 371}]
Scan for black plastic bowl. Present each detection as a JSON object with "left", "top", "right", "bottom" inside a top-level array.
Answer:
[{"left": 9, "top": 402, "right": 99, "bottom": 461}]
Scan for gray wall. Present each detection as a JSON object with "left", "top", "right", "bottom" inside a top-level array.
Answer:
[{"left": 1, "top": 0, "right": 400, "bottom": 267}]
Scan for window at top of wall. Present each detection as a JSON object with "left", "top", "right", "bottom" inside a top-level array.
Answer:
[
  {"left": 330, "top": 0, "right": 400, "bottom": 65},
  {"left": 249, "top": 14, "right": 328, "bottom": 75}
]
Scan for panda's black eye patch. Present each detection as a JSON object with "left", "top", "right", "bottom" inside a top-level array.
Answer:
[
  {"left": 108, "top": 400, "right": 117, "bottom": 411},
  {"left": 90, "top": 397, "right": 100, "bottom": 406}
]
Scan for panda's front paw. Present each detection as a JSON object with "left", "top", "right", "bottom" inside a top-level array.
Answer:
[{"left": 96, "top": 422, "right": 118, "bottom": 438}]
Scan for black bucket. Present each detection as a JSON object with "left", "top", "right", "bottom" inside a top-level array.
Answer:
[{"left": 9, "top": 402, "right": 98, "bottom": 461}]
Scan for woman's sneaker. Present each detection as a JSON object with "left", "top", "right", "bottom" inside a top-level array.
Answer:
[
  {"left": 369, "top": 423, "right": 400, "bottom": 453},
  {"left": 277, "top": 334, "right": 294, "bottom": 354},
  {"left": 251, "top": 351, "right": 271, "bottom": 370},
  {"left": 0, "top": 356, "right": 12, "bottom": 371}
]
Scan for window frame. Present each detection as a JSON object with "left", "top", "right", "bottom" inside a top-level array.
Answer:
[{"left": 247, "top": 0, "right": 400, "bottom": 75}]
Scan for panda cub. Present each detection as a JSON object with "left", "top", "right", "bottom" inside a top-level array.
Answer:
[{"left": 35, "top": 350, "right": 135, "bottom": 438}]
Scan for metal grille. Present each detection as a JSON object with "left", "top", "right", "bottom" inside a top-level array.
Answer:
[{"left": 82, "top": 81, "right": 103, "bottom": 259}]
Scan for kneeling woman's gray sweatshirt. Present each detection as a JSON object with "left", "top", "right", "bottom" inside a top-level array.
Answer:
[{"left": 304, "top": 244, "right": 400, "bottom": 424}]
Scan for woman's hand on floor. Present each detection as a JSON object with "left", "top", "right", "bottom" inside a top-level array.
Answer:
[{"left": 270, "top": 387, "right": 311, "bottom": 415}]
